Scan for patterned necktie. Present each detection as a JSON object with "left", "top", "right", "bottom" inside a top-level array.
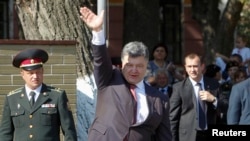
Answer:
[
  {"left": 130, "top": 85, "right": 137, "bottom": 124},
  {"left": 196, "top": 83, "right": 206, "bottom": 130},
  {"left": 29, "top": 91, "right": 36, "bottom": 107}
]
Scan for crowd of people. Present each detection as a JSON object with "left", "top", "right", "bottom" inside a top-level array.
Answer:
[{"left": 0, "top": 6, "right": 250, "bottom": 141}]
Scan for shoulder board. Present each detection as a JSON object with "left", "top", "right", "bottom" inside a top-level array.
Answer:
[
  {"left": 7, "top": 87, "right": 23, "bottom": 96},
  {"left": 49, "top": 87, "right": 63, "bottom": 93}
]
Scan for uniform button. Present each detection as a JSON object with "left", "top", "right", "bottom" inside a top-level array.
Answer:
[
  {"left": 29, "top": 125, "right": 33, "bottom": 128},
  {"left": 29, "top": 134, "right": 33, "bottom": 138},
  {"left": 29, "top": 115, "right": 33, "bottom": 118}
]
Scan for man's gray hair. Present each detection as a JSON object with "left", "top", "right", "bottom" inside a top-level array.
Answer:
[{"left": 121, "top": 41, "right": 149, "bottom": 61}]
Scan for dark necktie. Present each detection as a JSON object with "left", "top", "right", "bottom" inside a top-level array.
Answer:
[
  {"left": 160, "top": 88, "right": 166, "bottom": 94},
  {"left": 196, "top": 83, "right": 206, "bottom": 130},
  {"left": 130, "top": 85, "right": 137, "bottom": 124},
  {"left": 29, "top": 91, "right": 36, "bottom": 107}
]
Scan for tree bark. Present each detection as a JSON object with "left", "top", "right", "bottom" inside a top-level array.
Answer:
[
  {"left": 191, "top": 0, "right": 244, "bottom": 64},
  {"left": 15, "top": 0, "right": 93, "bottom": 77},
  {"left": 213, "top": 0, "right": 244, "bottom": 56}
]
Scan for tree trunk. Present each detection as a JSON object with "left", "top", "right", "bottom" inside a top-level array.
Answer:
[
  {"left": 191, "top": 0, "right": 244, "bottom": 64},
  {"left": 15, "top": 0, "right": 97, "bottom": 140},
  {"left": 213, "top": 0, "right": 244, "bottom": 56}
]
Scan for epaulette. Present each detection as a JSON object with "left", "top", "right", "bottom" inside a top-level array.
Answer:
[
  {"left": 7, "top": 87, "right": 23, "bottom": 96},
  {"left": 50, "top": 87, "right": 63, "bottom": 93}
]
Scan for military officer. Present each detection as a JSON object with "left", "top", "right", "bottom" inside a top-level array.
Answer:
[{"left": 0, "top": 48, "right": 77, "bottom": 141}]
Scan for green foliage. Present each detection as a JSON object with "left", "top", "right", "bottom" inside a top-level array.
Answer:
[{"left": 237, "top": 1, "right": 250, "bottom": 46}]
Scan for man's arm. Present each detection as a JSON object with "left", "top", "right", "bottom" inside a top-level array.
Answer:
[
  {"left": 0, "top": 96, "right": 14, "bottom": 141},
  {"left": 169, "top": 85, "right": 182, "bottom": 141},
  {"left": 58, "top": 90, "right": 77, "bottom": 141},
  {"left": 155, "top": 97, "right": 172, "bottom": 141},
  {"left": 227, "top": 84, "right": 241, "bottom": 124}
]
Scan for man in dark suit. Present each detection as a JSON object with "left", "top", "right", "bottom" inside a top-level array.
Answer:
[
  {"left": 169, "top": 53, "right": 219, "bottom": 141},
  {"left": 0, "top": 48, "right": 77, "bottom": 141},
  {"left": 227, "top": 77, "right": 250, "bottom": 124},
  {"left": 80, "top": 7, "right": 172, "bottom": 141}
]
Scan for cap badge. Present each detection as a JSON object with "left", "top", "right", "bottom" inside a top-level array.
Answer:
[{"left": 30, "top": 59, "right": 35, "bottom": 64}]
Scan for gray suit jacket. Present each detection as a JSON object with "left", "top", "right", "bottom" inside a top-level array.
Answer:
[
  {"left": 0, "top": 84, "right": 77, "bottom": 141},
  {"left": 227, "top": 78, "right": 250, "bottom": 124},
  {"left": 87, "top": 44, "right": 172, "bottom": 141},
  {"left": 170, "top": 77, "right": 219, "bottom": 141}
]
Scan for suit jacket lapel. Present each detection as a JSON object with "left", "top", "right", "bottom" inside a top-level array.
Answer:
[
  {"left": 113, "top": 83, "right": 134, "bottom": 125},
  {"left": 143, "top": 82, "right": 156, "bottom": 122},
  {"left": 203, "top": 77, "right": 211, "bottom": 90},
  {"left": 185, "top": 79, "right": 198, "bottom": 112}
]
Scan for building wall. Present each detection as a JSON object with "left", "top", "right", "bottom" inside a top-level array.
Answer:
[
  {"left": 107, "top": 0, "right": 204, "bottom": 62},
  {"left": 0, "top": 40, "right": 77, "bottom": 139}
]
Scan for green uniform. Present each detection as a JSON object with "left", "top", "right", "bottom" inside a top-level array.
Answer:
[{"left": 0, "top": 84, "right": 77, "bottom": 141}]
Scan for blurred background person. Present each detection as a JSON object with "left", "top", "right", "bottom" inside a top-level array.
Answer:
[
  {"left": 234, "top": 69, "right": 247, "bottom": 84},
  {"left": 217, "top": 61, "right": 240, "bottom": 124},
  {"left": 145, "top": 43, "right": 184, "bottom": 86},
  {"left": 154, "top": 68, "right": 173, "bottom": 98},
  {"left": 204, "top": 64, "right": 222, "bottom": 83}
]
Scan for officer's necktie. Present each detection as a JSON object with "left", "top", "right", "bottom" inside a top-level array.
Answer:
[
  {"left": 29, "top": 91, "right": 36, "bottom": 107},
  {"left": 130, "top": 85, "right": 137, "bottom": 124},
  {"left": 196, "top": 83, "right": 206, "bottom": 130}
]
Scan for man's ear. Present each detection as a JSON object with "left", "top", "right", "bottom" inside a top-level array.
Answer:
[{"left": 201, "top": 63, "right": 206, "bottom": 73}]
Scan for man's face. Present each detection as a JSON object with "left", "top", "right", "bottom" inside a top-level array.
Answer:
[
  {"left": 228, "top": 66, "right": 239, "bottom": 78},
  {"left": 184, "top": 56, "right": 204, "bottom": 81},
  {"left": 121, "top": 55, "right": 148, "bottom": 85},
  {"left": 153, "top": 47, "right": 167, "bottom": 60},
  {"left": 21, "top": 67, "right": 44, "bottom": 90},
  {"left": 156, "top": 73, "right": 168, "bottom": 87}
]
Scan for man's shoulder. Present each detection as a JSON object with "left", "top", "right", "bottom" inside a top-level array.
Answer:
[
  {"left": 204, "top": 77, "right": 220, "bottom": 87},
  {"left": 43, "top": 85, "right": 65, "bottom": 94},
  {"left": 7, "top": 87, "right": 23, "bottom": 96},
  {"left": 233, "top": 78, "right": 250, "bottom": 89},
  {"left": 172, "top": 78, "right": 190, "bottom": 87}
]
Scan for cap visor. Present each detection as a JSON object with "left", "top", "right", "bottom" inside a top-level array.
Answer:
[{"left": 21, "top": 64, "right": 43, "bottom": 71}]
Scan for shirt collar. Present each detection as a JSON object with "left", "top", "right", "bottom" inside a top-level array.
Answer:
[
  {"left": 189, "top": 76, "right": 204, "bottom": 87},
  {"left": 134, "top": 80, "right": 144, "bottom": 90},
  {"left": 25, "top": 84, "right": 42, "bottom": 95}
]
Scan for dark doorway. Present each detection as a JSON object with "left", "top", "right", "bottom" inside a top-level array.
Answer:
[{"left": 160, "top": 0, "right": 182, "bottom": 64}]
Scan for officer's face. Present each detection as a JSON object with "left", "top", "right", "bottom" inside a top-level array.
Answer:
[{"left": 21, "top": 67, "right": 44, "bottom": 90}]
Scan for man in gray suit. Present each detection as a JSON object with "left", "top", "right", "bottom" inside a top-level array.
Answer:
[
  {"left": 0, "top": 48, "right": 77, "bottom": 141},
  {"left": 227, "top": 77, "right": 250, "bottom": 124},
  {"left": 80, "top": 7, "right": 172, "bottom": 141},
  {"left": 169, "top": 53, "right": 219, "bottom": 141}
]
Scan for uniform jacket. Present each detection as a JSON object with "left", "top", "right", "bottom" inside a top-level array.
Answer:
[
  {"left": 169, "top": 77, "right": 219, "bottom": 141},
  {"left": 0, "top": 84, "right": 77, "bottom": 141},
  {"left": 87, "top": 44, "right": 172, "bottom": 141},
  {"left": 227, "top": 78, "right": 250, "bottom": 124}
]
